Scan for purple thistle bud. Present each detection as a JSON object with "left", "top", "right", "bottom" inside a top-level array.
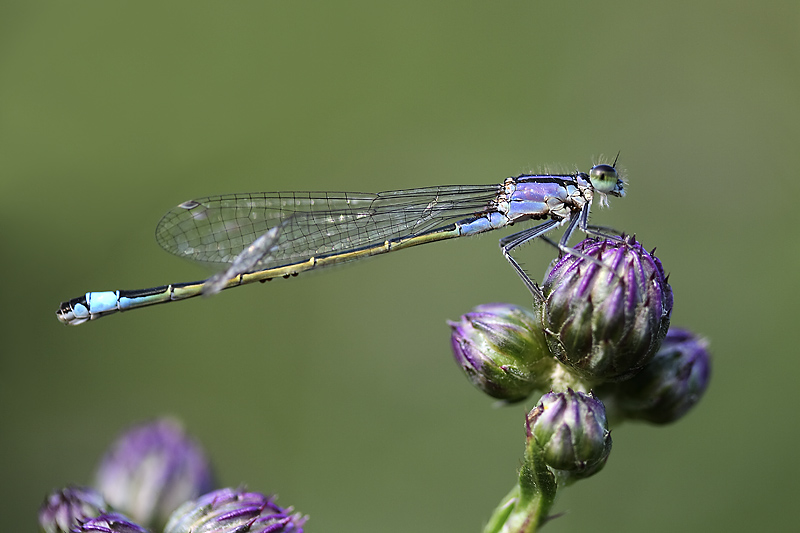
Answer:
[
  {"left": 95, "top": 418, "right": 215, "bottom": 530},
  {"left": 610, "top": 327, "right": 711, "bottom": 424},
  {"left": 542, "top": 236, "right": 673, "bottom": 381},
  {"left": 526, "top": 389, "right": 611, "bottom": 479},
  {"left": 39, "top": 486, "right": 108, "bottom": 533},
  {"left": 163, "top": 487, "right": 307, "bottom": 533},
  {"left": 448, "top": 303, "right": 554, "bottom": 402},
  {"left": 69, "top": 513, "right": 148, "bottom": 533}
]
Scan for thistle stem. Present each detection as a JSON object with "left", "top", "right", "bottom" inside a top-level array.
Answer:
[{"left": 483, "top": 444, "right": 557, "bottom": 533}]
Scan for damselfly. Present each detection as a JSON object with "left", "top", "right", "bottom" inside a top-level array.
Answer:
[{"left": 57, "top": 163, "right": 625, "bottom": 325}]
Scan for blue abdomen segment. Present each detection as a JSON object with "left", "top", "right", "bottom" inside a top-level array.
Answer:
[
  {"left": 56, "top": 292, "right": 112, "bottom": 325},
  {"left": 57, "top": 285, "right": 183, "bottom": 324},
  {"left": 458, "top": 211, "right": 507, "bottom": 236},
  {"left": 87, "top": 291, "right": 121, "bottom": 312},
  {"left": 57, "top": 291, "right": 121, "bottom": 324}
]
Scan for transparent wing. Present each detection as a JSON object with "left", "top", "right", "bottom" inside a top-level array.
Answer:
[{"left": 156, "top": 185, "right": 502, "bottom": 269}]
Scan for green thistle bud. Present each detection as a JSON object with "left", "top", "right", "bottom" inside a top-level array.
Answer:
[
  {"left": 39, "top": 486, "right": 108, "bottom": 533},
  {"left": 542, "top": 236, "right": 673, "bottom": 382},
  {"left": 164, "top": 487, "right": 307, "bottom": 533},
  {"left": 449, "top": 303, "right": 554, "bottom": 402},
  {"left": 526, "top": 389, "right": 611, "bottom": 479},
  {"left": 609, "top": 327, "right": 711, "bottom": 424}
]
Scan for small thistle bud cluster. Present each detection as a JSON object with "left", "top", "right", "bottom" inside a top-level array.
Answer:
[
  {"left": 451, "top": 237, "right": 711, "bottom": 532},
  {"left": 450, "top": 237, "right": 691, "bottom": 406},
  {"left": 39, "top": 419, "right": 306, "bottom": 533}
]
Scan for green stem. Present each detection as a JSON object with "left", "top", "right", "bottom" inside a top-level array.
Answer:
[
  {"left": 483, "top": 444, "right": 558, "bottom": 533},
  {"left": 483, "top": 485, "right": 519, "bottom": 533}
]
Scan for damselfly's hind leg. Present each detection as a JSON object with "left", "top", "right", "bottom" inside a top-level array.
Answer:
[{"left": 498, "top": 219, "right": 561, "bottom": 301}]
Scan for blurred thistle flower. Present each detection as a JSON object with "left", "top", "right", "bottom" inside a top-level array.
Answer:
[
  {"left": 164, "top": 487, "right": 307, "bottom": 533},
  {"left": 39, "top": 486, "right": 108, "bottom": 533},
  {"left": 69, "top": 513, "right": 148, "bottom": 533},
  {"left": 449, "top": 303, "right": 555, "bottom": 402},
  {"left": 542, "top": 236, "right": 672, "bottom": 382},
  {"left": 526, "top": 389, "right": 611, "bottom": 479},
  {"left": 608, "top": 327, "right": 711, "bottom": 424},
  {"left": 95, "top": 418, "right": 215, "bottom": 530}
]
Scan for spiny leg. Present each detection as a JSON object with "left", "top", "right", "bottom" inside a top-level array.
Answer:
[
  {"left": 499, "top": 219, "right": 561, "bottom": 301},
  {"left": 540, "top": 234, "right": 613, "bottom": 273},
  {"left": 585, "top": 223, "right": 625, "bottom": 239},
  {"left": 540, "top": 209, "right": 626, "bottom": 278}
]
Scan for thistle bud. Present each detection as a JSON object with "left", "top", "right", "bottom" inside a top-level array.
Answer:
[
  {"left": 69, "top": 513, "right": 148, "bottom": 533},
  {"left": 164, "top": 487, "right": 307, "bottom": 533},
  {"left": 526, "top": 389, "right": 611, "bottom": 478},
  {"left": 448, "top": 303, "right": 554, "bottom": 402},
  {"left": 611, "top": 327, "right": 711, "bottom": 424},
  {"left": 39, "top": 486, "right": 107, "bottom": 533},
  {"left": 542, "top": 237, "right": 672, "bottom": 381},
  {"left": 95, "top": 418, "right": 215, "bottom": 530}
]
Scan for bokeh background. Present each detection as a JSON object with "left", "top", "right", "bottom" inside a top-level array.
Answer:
[{"left": 1, "top": 1, "right": 797, "bottom": 532}]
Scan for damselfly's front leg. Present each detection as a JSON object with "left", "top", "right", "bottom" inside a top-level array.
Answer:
[
  {"left": 584, "top": 223, "right": 625, "bottom": 239},
  {"left": 499, "top": 206, "right": 628, "bottom": 300}
]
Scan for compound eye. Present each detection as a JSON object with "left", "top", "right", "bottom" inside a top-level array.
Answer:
[{"left": 589, "top": 164, "right": 619, "bottom": 194}]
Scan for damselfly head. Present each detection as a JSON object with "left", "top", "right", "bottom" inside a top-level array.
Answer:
[{"left": 588, "top": 164, "right": 625, "bottom": 197}]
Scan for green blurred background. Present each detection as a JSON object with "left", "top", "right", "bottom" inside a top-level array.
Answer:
[{"left": 1, "top": 1, "right": 797, "bottom": 531}]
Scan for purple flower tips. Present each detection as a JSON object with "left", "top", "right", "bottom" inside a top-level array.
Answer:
[
  {"left": 449, "top": 303, "right": 554, "bottom": 402},
  {"left": 39, "top": 486, "right": 108, "bottom": 533},
  {"left": 39, "top": 420, "right": 307, "bottom": 533},
  {"left": 526, "top": 390, "right": 612, "bottom": 479},
  {"left": 69, "top": 513, "right": 149, "bottom": 533},
  {"left": 95, "top": 418, "right": 215, "bottom": 530},
  {"left": 542, "top": 237, "right": 673, "bottom": 381},
  {"left": 609, "top": 327, "right": 711, "bottom": 424},
  {"left": 163, "top": 488, "right": 307, "bottom": 533}
]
